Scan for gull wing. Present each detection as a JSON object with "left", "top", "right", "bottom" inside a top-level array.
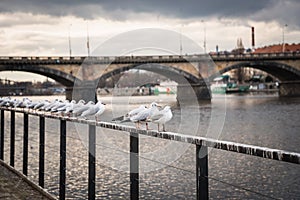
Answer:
[{"left": 150, "top": 113, "right": 164, "bottom": 121}]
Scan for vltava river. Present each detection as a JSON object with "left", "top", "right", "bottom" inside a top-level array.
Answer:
[{"left": 2, "top": 93, "right": 300, "bottom": 199}]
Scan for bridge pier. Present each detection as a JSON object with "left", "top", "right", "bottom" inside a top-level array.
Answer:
[
  {"left": 65, "top": 87, "right": 73, "bottom": 101},
  {"left": 69, "top": 81, "right": 97, "bottom": 102},
  {"left": 279, "top": 81, "right": 300, "bottom": 97},
  {"left": 177, "top": 84, "right": 211, "bottom": 103}
]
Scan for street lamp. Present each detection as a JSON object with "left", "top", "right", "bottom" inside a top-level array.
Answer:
[
  {"left": 201, "top": 20, "right": 207, "bottom": 53},
  {"left": 179, "top": 24, "right": 184, "bottom": 55},
  {"left": 68, "top": 24, "right": 72, "bottom": 57},
  {"left": 282, "top": 24, "right": 288, "bottom": 52},
  {"left": 86, "top": 21, "right": 90, "bottom": 57}
]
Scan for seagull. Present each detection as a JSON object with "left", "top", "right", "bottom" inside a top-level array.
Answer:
[
  {"left": 80, "top": 101, "right": 106, "bottom": 121},
  {"left": 43, "top": 99, "right": 60, "bottom": 111},
  {"left": 113, "top": 105, "right": 147, "bottom": 122},
  {"left": 129, "top": 102, "right": 160, "bottom": 129},
  {"left": 14, "top": 98, "right": 31, "bottom": 110},
  {"left": 149, "top": 106, "right": 173, "bottom": 132},
  {"left": 64, "top": 99, "right": 85, "bottom": 116},
  {"left": 56, "top": 100, "right": 76, "bottom": 115},
  {"left": 51, "top": 100, "right": 69, "bottom": 112},
  {"left": 0, "top": 97, "right": 11, "bottom": 106},
  {"left": 7, "top": 98, "right": 17, "bottom": 107},
  {"left": 72, "top": 101, "right": 95, "bottom": 117},
  {"left": 34, "top": 100, "right": 50, "bottom": 110},
  {"left": 27, "top": 100, "right": 39, "bottom": 109}
]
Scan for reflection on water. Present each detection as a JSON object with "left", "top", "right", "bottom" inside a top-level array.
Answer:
[{"left": 2, "top": 94, "right": 300, "bottom": 199}]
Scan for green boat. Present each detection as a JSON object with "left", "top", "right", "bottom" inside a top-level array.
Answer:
[{"left": 210, "top": 75, "right": 250, "bottom": 94}]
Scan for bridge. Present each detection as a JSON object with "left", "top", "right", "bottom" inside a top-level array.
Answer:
[{"left": 0, "top": 52, "right": 300, "bottom": 101}]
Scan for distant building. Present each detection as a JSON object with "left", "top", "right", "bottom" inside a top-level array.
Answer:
[
  {"left": 231, "top": 38, "right": 245, "bottom": 54},
  {"left": 254, "top": 43, "right": 300, "bottom": 53}
]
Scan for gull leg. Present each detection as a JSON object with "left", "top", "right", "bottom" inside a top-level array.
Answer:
[
  {"left": 146, "top": 122, "right": 149, "bottom": 130},
  {"left": 163, "top": 124, "right": 166, "bottom": 132},
  {"left": 157, "top": 124, "right": 160, "bottom": 132},
  {"left": 135, "top": 122, "right": 139, "bottom": 129}
]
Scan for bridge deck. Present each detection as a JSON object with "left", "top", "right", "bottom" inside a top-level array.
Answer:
[
  {"left": 1, "top": 52, "right": 300, "bottom": 65},
  {"left": 0, "top": 160, "right": 56, "bottom": 200}
]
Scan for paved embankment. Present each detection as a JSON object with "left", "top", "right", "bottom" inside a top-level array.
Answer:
[{"left": 0, "top": 160, "right": 56, "bottom": 200}]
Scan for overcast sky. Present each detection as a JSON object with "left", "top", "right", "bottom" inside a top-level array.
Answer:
[{"left": 0, "top": 0, "right": 299, "bottom": 81}]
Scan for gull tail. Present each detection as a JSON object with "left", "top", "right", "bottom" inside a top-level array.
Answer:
[
  {"left": 112, "top": 116, "right": 124, "bottom": 121},
  {"left": 120, "top": 118, "right": 131, "bottom": 123}
]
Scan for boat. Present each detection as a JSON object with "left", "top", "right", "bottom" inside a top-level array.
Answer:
[
  {"left": 210, "top": 75, "right": 250, "bottom": 94},
  {"left": 153, "top": 80, "right": 177, "bottom": 95}
]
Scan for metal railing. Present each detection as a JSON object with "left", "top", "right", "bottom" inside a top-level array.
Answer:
[
  {"left": 0, "top": 52, "right": 299, "bottom": 65},
  {"left": 0, "top": 106, "right": 299, "bottom": 200}
]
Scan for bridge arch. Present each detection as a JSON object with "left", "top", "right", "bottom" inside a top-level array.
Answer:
[
  {"left": 93, "top": 63, "right": 211, "bottom": 101},
  {"left": 96, "top": 63, "right": 203, "bottom": 85},
  {"left": 0, "top": 64, "right": 79, "bottom": 87},
  {"left": 216, "top": 61, "right": 300, "bottom": 81}
]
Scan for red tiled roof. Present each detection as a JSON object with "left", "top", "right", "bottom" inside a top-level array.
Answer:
[{"left": 254, "top": 43, "right": 300, "bottom": 53}]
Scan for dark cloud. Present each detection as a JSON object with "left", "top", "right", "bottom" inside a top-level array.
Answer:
[
  {"left": 0, "top": 0, "right": 299, "bottom": 27},
  {"left": 0, "top": 0, "right": 273, "bottom": 18},
  {"left": 0, "top": 14, "right": 57, "bottom": 28}
]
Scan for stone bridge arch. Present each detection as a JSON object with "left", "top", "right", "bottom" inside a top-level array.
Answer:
[
  {"left": 211, "top": 61, "right": 300, "bottom": 97},
  {"left": 215, "top": 61, "right": 300, "bottom": 81},
  {"left": 0, "top": 64, "right": 79, "bottom": 87},
  {"left": 94, "top": 63, "right": 211, "bottom": 101},
  {"left": 96, "top": 63, "right": 202, "bottom": 84}
]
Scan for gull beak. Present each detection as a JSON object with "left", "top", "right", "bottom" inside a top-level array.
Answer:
[{"left": 157, "top": 104, "right": 162, "bottom": 108}]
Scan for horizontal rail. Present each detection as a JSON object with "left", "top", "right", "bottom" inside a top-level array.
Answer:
[
  {"left": 0, "top": 52, "right": 299, "bottom": 64},
  {"left": 1, "top": 106, "right": 300, "bottom": 165}
]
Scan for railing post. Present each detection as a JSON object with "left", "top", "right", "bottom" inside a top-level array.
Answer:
[
  {"left": 39, "top": 116, "right": 45, "bottom": 188},
  {"left": 59, "top": 120, "right": 67, "bottom": 200},
  {"left": 10, "top": 110, "right": 15, "bottom": 167},
  {"left": 88, "top": 124, "right": 96, "bottom": 200},
  {"left": 23, "top": 113, "right": 28, "bottom": 175},
  {"left": 0, "top": 110, "right": 4, "bottom": 160},
  {"left": 196, "top": 145, "right": 208, "bottom": 200},
  {"left": 130, "top": 132, "right": 139, "bottom": 200}
]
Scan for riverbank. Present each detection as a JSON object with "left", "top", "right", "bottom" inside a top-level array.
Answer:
[{"left": 0, "top": 160, "right": 56, "bottom": 200}]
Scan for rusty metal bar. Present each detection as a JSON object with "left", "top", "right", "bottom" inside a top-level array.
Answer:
[
  {"left": 39, "top": 116, "right": 45, "bottom": 188},
  {"left": 23, "top": 113, "right": 28, "bottom": 175},
  {"left": 10, "top": 110, "right": 15, "bottom": 167},
  {"left": 0, "top": 110, "right": 4, "bottom": 160},
  {"left": 130, "top": 132, "right": 139, "bottom": 200},
  {"left": 59, "top": 120, "right": 67, "bottom": 200},
  {"left": 88, "top": 124, "right": 96, "bottom": 200},
  {"left": 196, "top": 145, "right": 208, "bottom": 200}
]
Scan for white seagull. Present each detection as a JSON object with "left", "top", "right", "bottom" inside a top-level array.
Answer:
[
  {"left": 51, "top": 100, "right": 69, "bottom": 112},
  {"left": 113, "top": 105, "right": 147, "bottom": 122},
  {"left": 72, "top": 101, "right": 95, "bottom": 117},
  {"left": 56, "top": 100, "right": 76, "bottom": 115},
  {"left": 14, "top": 98, "right": 31, "bottom": 110},
  {"left": 64, "top": 99, "right": 85, "bottom": 116},
  {"left": 34, "top": 100, "right": 50, "bottom": 110},
  {"left": 129, "top": 102, "right": 160, "bottom": 129},
  {"left": 149, "top": 106, "right": 173, "bottom": 132},
  {"left": 44, "top": 99, "right": 60, "bottom": 111},
  {"left": 0, "top": 97, "right": 11, "bottom": 107},
  {"left": 81, "top": 101, "right": 106, "bottom": 121}
]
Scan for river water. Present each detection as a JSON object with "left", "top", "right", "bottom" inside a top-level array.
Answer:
[{"left": 2, "top": 93, "right": 300, "bottom": 199}]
